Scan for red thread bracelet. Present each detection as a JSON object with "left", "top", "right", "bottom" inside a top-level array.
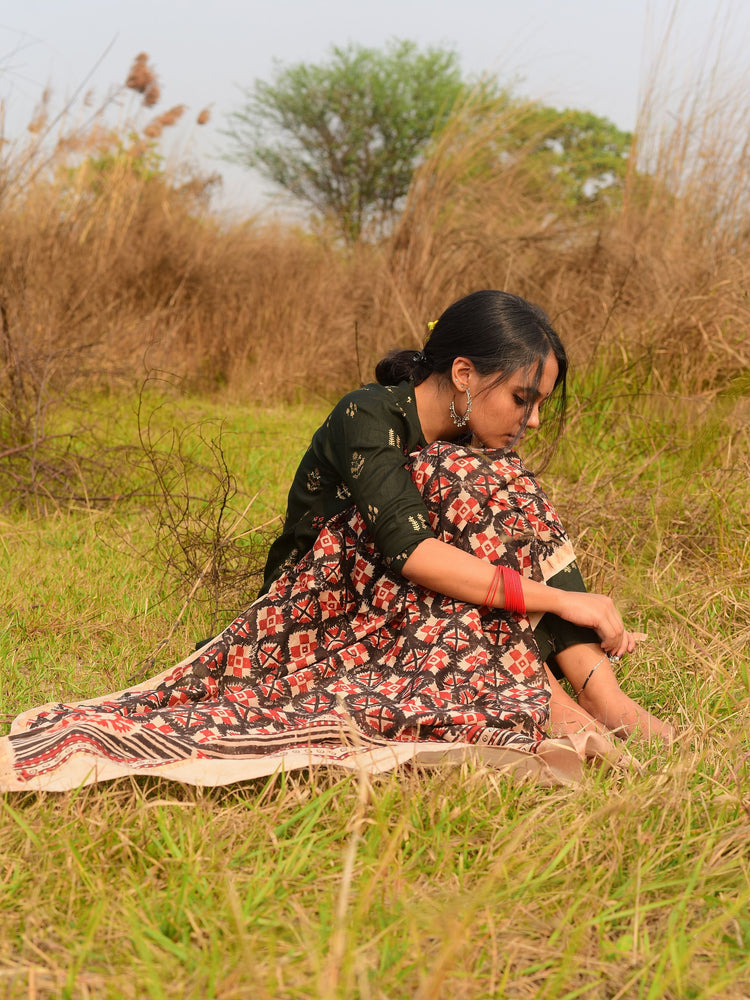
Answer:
[
  {"left": 500, "top": 566, "right": 526, "bottom": 615},
  {"left": 483, "top": 565, "right": 502, "bottom": 607}
]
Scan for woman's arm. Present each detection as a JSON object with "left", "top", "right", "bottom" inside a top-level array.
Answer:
[{"left": 402, "top": 537, "right": 634, "bottom": 657}]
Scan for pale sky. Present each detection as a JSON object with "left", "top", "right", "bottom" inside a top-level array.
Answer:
[{"left": 1, "top": 0, "right": 746, "bottom": 216}]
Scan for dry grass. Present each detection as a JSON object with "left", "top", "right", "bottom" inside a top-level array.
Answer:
[{"left": 2, "top": 42, "right": 750, "bottom": 426}]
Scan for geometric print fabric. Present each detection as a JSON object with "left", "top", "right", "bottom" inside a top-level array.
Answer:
[{"left": 3, "top": 443, "right": 578, "bottom": 787}]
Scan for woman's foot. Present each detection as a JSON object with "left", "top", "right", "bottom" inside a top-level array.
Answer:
[
  {"left": 552, "top": 643, "right": 677, "bottom": 746},
  {"left": 545, "top": 667, "right": 611, "bottom": 738}
]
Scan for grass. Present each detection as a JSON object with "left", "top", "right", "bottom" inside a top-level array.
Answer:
[
  {"left": 0, "top": 34, "right": 749, "bottom": 997},
  {"left": 0, "top": 762, "right": 748, "bottom": 998},
  {"left": 0, "top": 381, "right": 747, "bottom": 999},
  {"left": 0, "top": 395, "right": 329, "bottom": 715}
]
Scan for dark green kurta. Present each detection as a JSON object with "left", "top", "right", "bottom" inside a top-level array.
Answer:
[{"left": 262, "top": 382, "right": 432, "bottom": 593}]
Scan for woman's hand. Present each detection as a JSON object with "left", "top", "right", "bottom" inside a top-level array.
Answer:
[
  {"left": 403, "top": 541, "right": 645, "bottom": 659},
  {"left": 550, "top": 591, "right": 634, "bottom": 657}
]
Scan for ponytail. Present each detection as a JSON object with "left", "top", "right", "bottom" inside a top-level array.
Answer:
[{"left": 375, "top": 349, "right": 434, "bottom": 387}]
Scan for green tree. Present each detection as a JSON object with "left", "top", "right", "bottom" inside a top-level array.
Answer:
[
  {"left": 225, "top": 40, "right": 464, "bottom": 242},
  {"left": 499, "top": 104, "right": 632, "bottom": 209}
]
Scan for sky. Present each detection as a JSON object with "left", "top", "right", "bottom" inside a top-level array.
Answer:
[{"left": 1, "top": 0, "right": 747, "bottom": 216}]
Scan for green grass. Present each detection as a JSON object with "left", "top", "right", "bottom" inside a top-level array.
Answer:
[{"left": 0, "top": 378, "right": 748, "bottom": 999}]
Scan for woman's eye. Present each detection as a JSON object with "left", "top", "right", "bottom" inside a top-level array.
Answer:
[{"left": 513, "top": 395, "right": 527, "bottom": 407}]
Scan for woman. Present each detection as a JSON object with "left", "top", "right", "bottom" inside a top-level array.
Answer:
[
  {"left": 0, "top": 291, "right": 673, "bottom": 792},
  {"left": 261, "top": 289, "right": 673, "bottom": 744}
]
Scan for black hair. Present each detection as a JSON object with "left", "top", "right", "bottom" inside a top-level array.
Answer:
[{"left": 375, "top": 289, "right": 568, "bottom": 443}]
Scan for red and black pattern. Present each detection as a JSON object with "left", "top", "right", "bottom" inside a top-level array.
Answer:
[{"left": 4, "top": 444, "right": 577, "bottom": 786}]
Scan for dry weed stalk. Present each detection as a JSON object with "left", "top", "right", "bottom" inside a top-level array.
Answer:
[
  {"left": 128, "top": 386, "right": 273, "bottom": 661},
  {"left": 126, "top": 52, "right": 161, "bottom": 107},
  {"left": 26, "top": 88, "right": 51, "bottom": 135},
  {"left": 143, "top": 104, "right": 186, "bottom": 139}
]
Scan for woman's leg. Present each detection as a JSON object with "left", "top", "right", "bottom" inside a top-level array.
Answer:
[
  {"left": 544, "top": 666, "right": 611, "bottom": 738},
  {"left": 552, "top": 642, "right": 676, "bottom": 744}
]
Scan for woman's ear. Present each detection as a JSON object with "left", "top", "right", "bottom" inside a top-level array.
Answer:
[{"left": 451, "top": 356, "right": 476, "bottom": 389}]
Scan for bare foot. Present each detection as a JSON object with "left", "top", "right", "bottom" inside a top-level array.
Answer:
[{"left": 553, "top": 643, "right": 677, "bottom": 746}]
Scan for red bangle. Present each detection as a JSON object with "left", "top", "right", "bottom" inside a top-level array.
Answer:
[
  {"left": 500, "top": 566, "right": 526, "bottom": 615},
  {"left": 483, "top": 565, "right": 503, "bottom": 607}
]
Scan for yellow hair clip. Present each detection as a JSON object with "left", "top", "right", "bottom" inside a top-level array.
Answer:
[{"left": 427, "top": 320, "right": 437, "bottom": 332}]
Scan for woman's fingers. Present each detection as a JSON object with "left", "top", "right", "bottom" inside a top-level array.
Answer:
[
  {"left": 559, "top": 592, "right": 624, "bottom": 650},
  {"left": 626, "top": 630, "right": 647, "bottom": 653},
  {"left": 557, "top": 593, "right": 648, "bottom": 660},
  {"left": 612, "top": 630, "right": 648, "bottom": 659},
  {"left": 597, "top": 598, "right": 625, "bottom": 654}
]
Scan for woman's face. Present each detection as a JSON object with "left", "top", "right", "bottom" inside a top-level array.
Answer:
[{"left": 467, "top": 352, "right": 559, "bottom": 449}]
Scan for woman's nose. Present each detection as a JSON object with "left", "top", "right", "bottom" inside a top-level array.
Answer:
[{"left": 526, "top": 404, "right": 541, "bottom": 428}]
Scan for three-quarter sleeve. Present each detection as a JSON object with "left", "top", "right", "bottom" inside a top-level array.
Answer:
[
  {"left": 261, "top": 382, "right": 433, "bottom": 593},
  {"left": 322, "top": 387, "right": 433, "bottom": 570}
]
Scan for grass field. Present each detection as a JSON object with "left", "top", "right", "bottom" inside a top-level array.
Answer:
[
  {"left": 1, "top": 36, "right": 749, "bottom": 995},
  {"left": 0, "top": 378, "right": 747, "bottom": 999}
]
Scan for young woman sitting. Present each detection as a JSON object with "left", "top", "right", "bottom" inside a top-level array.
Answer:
[{"left": 0, "top": 290, "right": 674, "bottom": 792}]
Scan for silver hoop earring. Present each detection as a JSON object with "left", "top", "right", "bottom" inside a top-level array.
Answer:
[{"left": 449, "top": 386, "right": 472, "bottom": 428}]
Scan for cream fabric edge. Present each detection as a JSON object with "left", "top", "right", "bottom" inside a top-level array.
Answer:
[{"left": 0, "top": 730, "right": 624, "bottom": 793}]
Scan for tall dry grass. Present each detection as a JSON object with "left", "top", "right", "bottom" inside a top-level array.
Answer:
[
  {"left": 1, "top": 41, "right": 749, "bottom": 511},
  {"left": 389, "top": 73, "right": 750, "bottom": 391},
  {"left": 1, "top": 47, "right": 749, "bottom": 414}
]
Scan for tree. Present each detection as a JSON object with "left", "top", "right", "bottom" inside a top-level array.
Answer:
[
  {"left": 493, "top": 104, "right": 632, "bottom": 210},
  {"left": 225, "top": 40, "right": 464, "bottom": 242}
]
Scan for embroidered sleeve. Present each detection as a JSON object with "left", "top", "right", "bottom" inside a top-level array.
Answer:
[{"left": 324, "top": 388, "right": 433, "bottom": 569}]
